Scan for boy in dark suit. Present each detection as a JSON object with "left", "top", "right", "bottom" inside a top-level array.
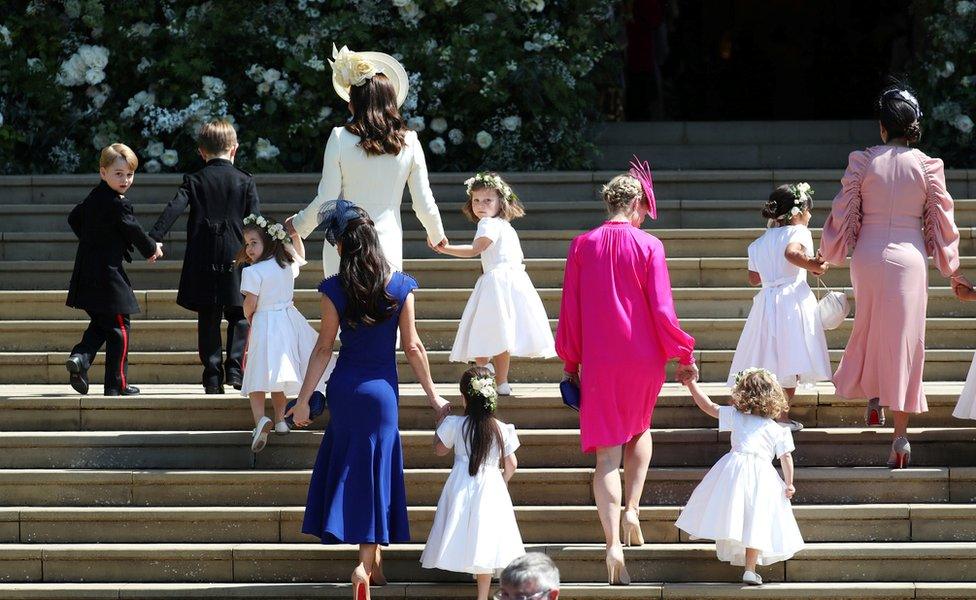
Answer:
[
  {"left": 149, "top": 120, "right": 260, "bottom": 394},
  {"left": 66, "top": 143, "right": 163, "bottom": 396}
]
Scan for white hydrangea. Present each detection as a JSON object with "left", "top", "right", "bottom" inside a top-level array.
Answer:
[
  {"left": 92, "top": 131, "right": 111, "bottom": 149},
  {"left": 953, "top": 114, "right": 974, "bottom": 134},
  {"left": 476, "top": 130, "right": 493, "bottom": 149},
  {"left": 161, "top": 149, "right": 179, "bottom": 167},
  {"left": 84, "top": 68, "right": 105, "bottom": 85},
  {"left": 262, "top": 68, "right": 281, "bottom": 83},
  {"left": 145, "top": 141, "right": 164, "bottom": 158},
  {"left": 397, "top": 1, "right": 425, "bottom": 26},
  {"left": 27, "top": 57, "right": 43, "bottom": 72},
  {"left": 940, "top": 61, "right": 956, "bottom": 78},
  {"left": 86, "top": 84, "right": 110, "bottom": 108},
  {"left": 0, "top": 25, "right": 12, "bottom": 47},
  {"left": 78, "top": 45, "right": 109, "bottom": 70},
  {"left": 319, "top": 106, "right": 333, "bottom": 121},
  {"left": 130, "top": 22, "right": 157, "bottom": 37},
  {"left": 202, "top": 76, "right": 226, "bottom": 98},
  {"left": 957, "top": 0, "right": 976, "bottom": 15},
  {"left": 306, "top": 56, "right": 326, "bottom": 71},
  {"left": 56, "top": 45, "right": 109, "bottom": 87},
  {"left": 144, "top": 159, "right": 162, "bottom": 173},
  {"left": 431, "top": 117, "right": 448, "bottom": 133},
  {"left": 502, "top": 116, "right": 522, "bottom": 131},
  {"left": 429, "top": 137, "right": 446, "bottom": 155},
  {"left": 448, "top": 128, "right": 464, "bottom": 145},
  {"left": 255, "top": 138, "right": 280, "bottom": 160},
  {"left": 137, "top": 58, "right": 152, "bottom": 73},
  {"left": 521, "top": 0, "right": 545, "bottom": 11},
  {"left": 963, "top": 75, "right": 975, "bottom": 87},
  {"left": 407, "top": 116, "right": 425, "bottom": 132}
]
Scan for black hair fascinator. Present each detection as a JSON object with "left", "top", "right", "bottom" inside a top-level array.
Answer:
[{"left": 317, "top": 199, "right": 361, "bottom": 246}]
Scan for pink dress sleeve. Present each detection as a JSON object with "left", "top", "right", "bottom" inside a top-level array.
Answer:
[
  {"left": 646, "top": 238, "right": 696, "bottom": 365},
  {"left": 819, "top": 150, "right": 870, "bottom": 265},
  {"left": 919, "top": 153, "right": 961, "bottom": 277},
  {"left": 555, "top": 238, "right": 583, "bottom": 374}
]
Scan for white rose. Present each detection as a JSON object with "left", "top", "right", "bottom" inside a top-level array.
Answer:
[
  {"left": 407, "top": 116, "right": 425, "bottom": 132},
  {"left": 502, "top": 116, "right": 522, "bottom": 131},
  {"left": 429, "top": 137, "right": 446, "bottom": 155},
  {"left": 263, "top": 68, "right": 281, "bottom": 83},
  {"left": 201, "top": 76, "right": 226, "bottom": 97},
  {"left": 78, "top": 45, "right": 109, "bottom": 70},
  {"left": 476, "top": 130, "right": 493, "bottom": 149},
  {"left": 953, "top": 114, "right": 974, "bottom": 134},
  {"left": 430, "top": 117, "right": 448, "bottom": 133},
  {"left": 256, "top": 216, "right": 268, "bottom": 227},
  {"left": 957, "top": 0, "right": 976, "bottom": 15},
  {"left": 85, "top": 68, "right": 105, "bottom": 85},
  {"left": 448, "top": 128, "right": 464, "bottom": 145},
  {"left": 144, "top": 159, "right": 162, "bottom": 173},
  {"left": 145, "top": 141, "right": 164, "bottom": 157},
  {"left": 161, "top": 149, "right": 179, "bottom": 167}
]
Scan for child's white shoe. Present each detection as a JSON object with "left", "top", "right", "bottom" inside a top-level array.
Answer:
[
  {"left": 497, "top": 382, "right": 512, "bottom": 396},
  {"left": 742, "top": 571, "right": 763, "bottom": 586},
  {"left": 484, "top": 363, "right": 495, "bottom": 375},
  {"left": 274, "top": 421, "right": 290, "bottom": 435},
  {"left": 251, "top": 417, "right": 272, "bottom": 453}
]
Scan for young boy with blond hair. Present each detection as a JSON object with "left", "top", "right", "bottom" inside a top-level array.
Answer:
[
  {"left": 66, "top": 143, "right": 163, "bottom": 396},
  {"left": 149, "top": 120, "right": 261, "bottom": 394}
]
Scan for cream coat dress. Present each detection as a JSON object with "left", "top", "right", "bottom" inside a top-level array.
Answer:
[{"left": 291, "top": 127, "right": 446, "bottom": 277}]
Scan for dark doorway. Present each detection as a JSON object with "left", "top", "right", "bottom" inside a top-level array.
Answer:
[{"left": 622, "top": 0, "right": 917, "bottom": 120}]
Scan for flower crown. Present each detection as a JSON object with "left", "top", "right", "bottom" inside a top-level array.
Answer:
[
  {"left": 779, "top": 182, "right": 814, "bottom": 220},
  {"left": 732, "top": 367, "right": 777, "bottom": 387},
  {"left": 464, "top": 172, "right": 519, "bottom": 205},
  {"left": 330, "top": 44, "right": 377, "bottom": 89},
  {"left": 468, "top": 375, "right": 499, "bottom": 411},
  {"left": 243, "top": 214, "right": 291, "bottom": 244}
]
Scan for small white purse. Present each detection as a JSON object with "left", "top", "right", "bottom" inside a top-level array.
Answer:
[{"left": 817, "top": 277, "right": 850, "bottom": 330}]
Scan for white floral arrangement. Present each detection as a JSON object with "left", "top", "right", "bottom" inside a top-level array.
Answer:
[
  {"left": 733, "top": 367, "right": 777, "bottom": 387},
  {"left": 782, "top": 182, "right": 814, "bottom": 219},
  {"left": 469, "top": 375, "right": 499, "bottom": 411},
  {"left": 464, "top": 171, "right": 519, "bottom": 204},
  {"left": 329, "top": 44, "right": 377, "bottom": 89},
  {"left": 243, "top": 213, "right": 291, "bottom": 243}
]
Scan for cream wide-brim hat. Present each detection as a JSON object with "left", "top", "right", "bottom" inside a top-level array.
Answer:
[{"left": 332, "top": 51, "right": 409, "bottom": 108}]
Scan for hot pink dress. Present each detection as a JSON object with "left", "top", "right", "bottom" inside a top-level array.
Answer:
[
  {"left": 556, "top": 221, "right": 696, "bottom": 453},
  {"left": 820, "top": 146, "right": 960, "bottom": 414}
]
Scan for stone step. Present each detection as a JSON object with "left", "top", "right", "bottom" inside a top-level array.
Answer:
[
  {"left": 0, "top": 467, "right": 964, "bottom": 507},
  {"left": 0, "top": 383, "right": 969, "bottom": 431},
  {"left": 7, "top": 228, "right": 976, "bottom": 262},
  {"left": 0, "top": 428, "right": 971, "bottom": 470},
  {"left": 6, "top": 317, "right": 976, "bottom": 353},
  {"left": 4, "top": 349, "right": 975, "bottom": 384},
  {"left": 2, "top": 504, "right": 971, "bottom": 545},
  {"left": 1, "top": 582, "right": 967, "bottom": 600},
  {"left": 0, "top": 542, "right": 973, "bottom": 583},
  {"left": 8, "top": 198, "right": 976, "bottom": 233},
  {"left": 4, "top": 287, "right": 975, "bottom": 321},
  {"left": 4, "top": 256, "right": 976, "bottom": 291}
]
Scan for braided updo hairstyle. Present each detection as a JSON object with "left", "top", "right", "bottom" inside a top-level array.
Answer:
[
  {"left": 602, "top": 174, "right": 644, "bottom": 214},
  {"left": 878, "top": 85, "right": 922, "bottom": 144},
  {"left": 761, "top": 184, "right": 813, "bottom": 222}
]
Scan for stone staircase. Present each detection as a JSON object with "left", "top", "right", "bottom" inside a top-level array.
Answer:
[{"left": 2, "top": 142, "right": 976, "bottom": 597}]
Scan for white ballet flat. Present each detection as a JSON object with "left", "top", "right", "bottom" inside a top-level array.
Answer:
[
  {"left": 251, "top": 417, "right": 272, "bottom": 453},
  {"left": 497, "top": 382, "right": 512, "bottom": 396},
  {"left": 742, "top": 570, "right": 763, "bottom": 586},
  {"left": 274, "top": 421, "right": 290, "bottom": 435}
]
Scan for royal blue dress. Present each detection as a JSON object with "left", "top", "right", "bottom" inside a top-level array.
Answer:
[{"left": 302, "top": 271, "right": 416, "bottom": 545}]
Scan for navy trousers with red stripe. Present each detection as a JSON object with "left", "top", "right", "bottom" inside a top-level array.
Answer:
[{"left": 70, "top": 311, "right": 130, "bottom": 391}]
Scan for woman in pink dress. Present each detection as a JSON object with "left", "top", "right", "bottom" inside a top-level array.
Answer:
[
  {"left": 820, "top": 86, "right": 962, "bottom": 468},
  {"left": 556, "top": 170, "right": 697, "bottom": 585}
]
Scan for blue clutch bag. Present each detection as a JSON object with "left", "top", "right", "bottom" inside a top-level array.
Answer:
[
  {"left": 285, "top": 391, "right": 327, "bottom": 428},
  {"left": 560, "top": 378, "right": 581, "bottom": 412}
]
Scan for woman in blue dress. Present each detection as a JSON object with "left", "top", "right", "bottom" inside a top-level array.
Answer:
[{"left": 288, "top": 199, "right": 450, "bottom": 599}]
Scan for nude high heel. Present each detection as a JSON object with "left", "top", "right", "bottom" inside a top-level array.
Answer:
[
  {"left": 887, "top": 436, "right": 911, "bottom": 469},
  {"left": 370, "top": 546, "right": 387, "bottom": 586},
  {"left": 351, "top": 563, "right": 370, "bottom": 600},
  {"left": 605, "top": 544, "right": 631, "bottom": 585},
  {"left": 622, "top": 509, "right": 644, "bottom": 546}
]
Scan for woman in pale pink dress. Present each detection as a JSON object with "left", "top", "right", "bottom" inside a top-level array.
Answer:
[
  {"left": 556, "top": 170, "right": 697, "bottom": 584},
  {"left": 819, "top": 86, "right": 962, "bottom": 468}
]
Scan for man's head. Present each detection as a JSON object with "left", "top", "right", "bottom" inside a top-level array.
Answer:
[{"left": 496, "top": 553, "right": 559, "bottom": 600}]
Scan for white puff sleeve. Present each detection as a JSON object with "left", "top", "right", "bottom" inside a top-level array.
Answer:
[
  {"left": 718, "top": 406, "right": 737, "bottom": 433},
  {"left": 435, "top": 416, "right": 462, "bottom": 450},
  {"left": 502, "top": 423, "right": 520, "bottom": 457},
  {"left": 774, "top": 426, "right": 796, "bottom": 458},
  {"left": 475, "top": 217, "right": 502, "bottom": 243},
  {"left": 240, "top": 264, "right": 262, "bottom": 296}
]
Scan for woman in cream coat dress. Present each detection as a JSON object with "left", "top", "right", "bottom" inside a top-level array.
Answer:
[{"left": 286, "top": 45, "right": 446, "bottom": 276}]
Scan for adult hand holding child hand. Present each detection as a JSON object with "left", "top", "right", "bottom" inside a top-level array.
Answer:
[{"left": 148, "top": 242, "right": 164, "bottom": 263}]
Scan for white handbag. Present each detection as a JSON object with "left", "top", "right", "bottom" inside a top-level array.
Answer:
[{"left": 817, "top": 278, "right": 850, "bottom": 330}]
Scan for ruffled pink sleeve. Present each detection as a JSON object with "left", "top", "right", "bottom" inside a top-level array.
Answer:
[
  {"left": 646, "top": 237, "right": 696, "bottom": 365},
  {"left": 819, "top": 150, "right": 870, "bottom": 265},
  {"left": 555, "top": 237, "right": 583, "bottom": 374},
  {"left": 919, "top": 153, "right": 960, "bottom": 277}
]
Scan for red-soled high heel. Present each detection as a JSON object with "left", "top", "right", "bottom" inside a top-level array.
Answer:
[{"left": 351, "top": 563, "right": 370, "bottom": 600}]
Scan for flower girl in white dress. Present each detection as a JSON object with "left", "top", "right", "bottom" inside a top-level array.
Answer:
[
  {"left": 436, "top": 173, "right": 555, "bottom": 395},
  {"left": 676, "top": 368, "right": 804, "bottom": 586},
  {"left": 421, "top": 366, "right": 524, "bottom": 600},
  {"left": 238, "top": 215, "right": 324, "bottom": 453},
  {"left": 727, "top": 183, "right": 832, "bottom": 431},
  {"left": 950, "top": 280, "right": 976, "bottom": 420}
]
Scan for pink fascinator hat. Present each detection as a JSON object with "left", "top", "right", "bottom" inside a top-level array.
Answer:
[{"left": 628, "top": 155, "right": 657, "bottom": 220}]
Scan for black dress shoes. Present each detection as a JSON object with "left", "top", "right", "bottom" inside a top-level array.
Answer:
[
  {"left": 226, "top": 373, "right": 243, "bottom": 391},
  {"left": 104, "top": 385, "right": 140, "bottom": 396},
  {"left": 205, "top": 385, "right": 225, "bottom": 395},
  {"left": 65, "top": 355, "right": 89, "bottom": 395}
]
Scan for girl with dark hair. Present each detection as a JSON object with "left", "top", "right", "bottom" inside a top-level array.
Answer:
[
  {"left": 820, "top": 84, "right": 963, "bottom": 468},
  {"left": 288, "top": 199, "right": 449, "bottom": 600},
  {"left": 727, "top": 183, "right": 832, "bottom": 431},
  {"left": 420, "top": 366, "right": 524, "bottom": 600},
  {"left": 237, "top": 215, "right": 324, "bottom": 453},
  {"left": 285, "top": 45, "right": 447, "bottom": 279}
]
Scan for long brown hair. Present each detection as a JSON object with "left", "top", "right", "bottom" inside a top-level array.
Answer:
[
  {"left": 345, "top": 73, "right": 407, "bottom": 156},
  {"left": 236, "top": 223, "right": 294, "bottom": 268},
  {"left": 460, "top": 366, "right": 504, "bottom": 476},
  {"left": 337, "top": 208, "right": 398, "bottom": 326}
]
